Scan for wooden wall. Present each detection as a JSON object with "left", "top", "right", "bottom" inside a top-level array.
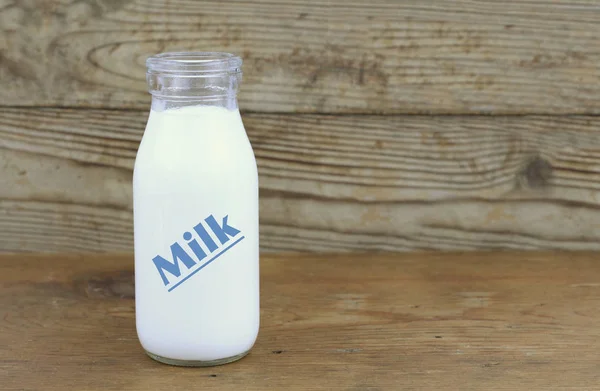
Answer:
[{"left": 2, "top": 0, "right": 600, "bottom": 252}]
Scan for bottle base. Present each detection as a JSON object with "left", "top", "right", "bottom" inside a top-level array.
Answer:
[{"left": 145, "top": 349, "right": 251, "bottom": 367}]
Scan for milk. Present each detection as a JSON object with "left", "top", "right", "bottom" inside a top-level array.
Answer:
[{"left": 133, "top": 104, "right": 259, "bottom": 365}]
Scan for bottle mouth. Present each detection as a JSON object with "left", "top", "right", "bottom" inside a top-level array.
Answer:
[{"left": 146, "top": 52, "right": 242, "bottom": 76}]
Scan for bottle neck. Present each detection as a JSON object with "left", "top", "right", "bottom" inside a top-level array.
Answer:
[
  {"left": 150, "top": 95, "right": 239, "bottom": 111},
  {"left": 146, "top": 52, "right": 242, "bottom": 111}
]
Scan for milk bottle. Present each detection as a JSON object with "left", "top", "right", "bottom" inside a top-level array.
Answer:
[{"left": 134, "top": 52, "right": 259, "bottom": 366}]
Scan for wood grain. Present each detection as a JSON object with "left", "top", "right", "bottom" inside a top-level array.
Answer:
[
  {"left": 2, "top": 108, "right": 600, "bottom": 252},
  {"left": 3, "top": 252, "right": 600, "bottom": 390},
  {"left": 2, "top": 0, "right": 600, "bottom": 113}
]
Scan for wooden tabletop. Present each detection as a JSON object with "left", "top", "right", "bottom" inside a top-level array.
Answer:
[{"left": 2, "top": 252, "right": 600, "bottom": 390}]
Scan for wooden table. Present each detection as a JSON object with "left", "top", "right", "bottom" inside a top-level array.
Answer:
[{"left": 2, "top": 253, "right": 600, "bottom": 390}]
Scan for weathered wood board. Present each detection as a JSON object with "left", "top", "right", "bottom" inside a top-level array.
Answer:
[
  {"left": 2, "top": 108, "right": 600, "bottom": 252},
  {"left": 1, "top": 0, "right": 600, "bottom": 113},
  {"left": 2, "top": 0, "right": 600, "bottom": 251},
  {"left": 3, "top": 252, "right": 600, "bottom": 389}
]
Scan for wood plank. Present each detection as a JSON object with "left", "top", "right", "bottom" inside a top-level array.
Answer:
[
  {"left": 3, "top": 252, "right": 600, "bottom": 390},
  {"left": 2, "top": 0, "right": 600, "bottom": 113},
  {"left": 2, "top": 108, "right": 600, "bottom": 252}
]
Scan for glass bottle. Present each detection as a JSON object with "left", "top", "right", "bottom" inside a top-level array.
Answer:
[{"left": 133, "top": 52, "right": 259, "bottom": 366}]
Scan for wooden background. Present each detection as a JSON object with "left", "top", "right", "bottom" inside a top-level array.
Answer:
[{"left": 1, "top": 0, "right": 600, "bottom": 252}]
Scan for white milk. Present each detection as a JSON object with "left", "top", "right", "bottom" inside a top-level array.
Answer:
[{"left": 134, "top": 104, "right": 259, "bottom": 364}]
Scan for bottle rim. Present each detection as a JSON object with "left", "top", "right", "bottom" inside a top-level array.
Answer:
[{"left": 146, "top": 52, "right": 242, "bottom": 75}]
